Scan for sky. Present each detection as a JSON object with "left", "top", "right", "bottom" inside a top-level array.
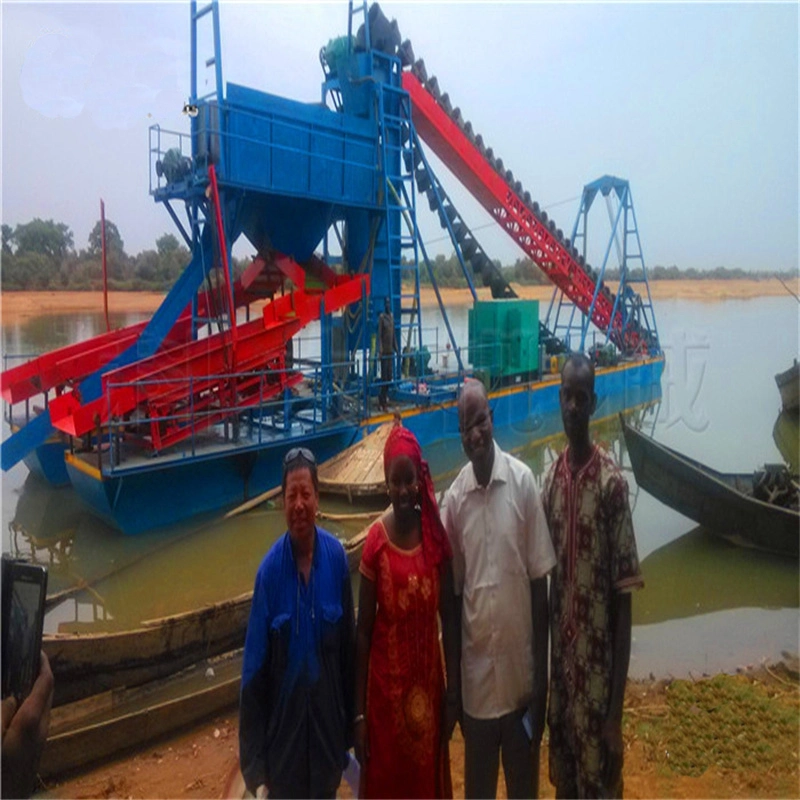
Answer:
[{"left": 1, "top": 1, "right": 797, "bottom": 274}]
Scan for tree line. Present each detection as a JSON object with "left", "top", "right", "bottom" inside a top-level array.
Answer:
[
  {"left": 1, "top": 218, "right": 194, "bottom": 291},
  {"left": 418, "top": 254, "right": 798, "bottom": 289},
  {"left": 1, "top": 218, "right": 796, "bottom": 292}
]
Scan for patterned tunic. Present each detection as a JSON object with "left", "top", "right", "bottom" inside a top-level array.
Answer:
[{"left": 543, "top": 444, "right": 643, "bottom": 797}]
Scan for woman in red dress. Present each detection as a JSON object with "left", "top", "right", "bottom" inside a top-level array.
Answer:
[{"left": 355, "top": 424, "right": 458, "bottom": 799}]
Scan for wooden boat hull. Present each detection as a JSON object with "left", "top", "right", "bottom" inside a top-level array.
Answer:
[
  {"left": 773, "top": 410, "right": 799, "bottom": 472},
  {"left": 44, "top": 592, "right": 252, "bottom": 707},
  {"left": 775, "top": 360, "right": 799, "bottom": 414},
  {"left": 40, "top": 650, "right": 242, "bottom": 780},
  {"left": 44, "top": 528, "right": 370, "bottom": 707},
  {"left": 317, "top": 422, "right": 393, "bottom": 501},
  {"left": 620, "top": 415, "right": 799, "bottom": 557}
]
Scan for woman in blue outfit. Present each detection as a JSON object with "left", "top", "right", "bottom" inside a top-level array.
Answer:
[{"left": 239, "top": 447, "right": 356, "bottom": 799}]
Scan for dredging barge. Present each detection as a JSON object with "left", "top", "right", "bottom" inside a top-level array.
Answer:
[{"left": 1, "top": 1, "right": 663, "bottom": 533}]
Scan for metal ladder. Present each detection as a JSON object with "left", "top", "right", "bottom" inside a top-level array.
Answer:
[
  {"left": 190, "top": 0, "right": 224, "bottom": 107},
  {"left": 376, "top": 53, "right": 424, "bottom": 382}
]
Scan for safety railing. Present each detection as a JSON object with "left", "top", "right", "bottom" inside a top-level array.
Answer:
[
  {"left": 148, "top": 125, "right": 194, "bottom": 196},
  {"left": 2, "top": 353, "right": 49, "bottom": 428},
  {"left": 100, "top": 355, "right": 364, "bottom": 472}
]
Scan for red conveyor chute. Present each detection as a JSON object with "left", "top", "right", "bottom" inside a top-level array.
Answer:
[
  {"left": 402, "top": 71, "right": 639, "bottom": 350},
  {"left": 47, "top": 275, "right": 368, "bottom": 451},
  {"left": 0, "top": 270, "right": 288, "bottom": 410}
]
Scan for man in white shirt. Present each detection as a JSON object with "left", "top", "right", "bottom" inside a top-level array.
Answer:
[{"left": 441, "top": 379, "right": 556, "bottom": 799}]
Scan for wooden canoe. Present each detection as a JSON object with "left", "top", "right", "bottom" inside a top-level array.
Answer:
[
  {"left": 620, "top": 414, "right": 799, "bottom": 557},
  {"left": 45, "top": 524, "right": 372, "bottom": 707},
  {"left": 40, "top": 650, "right": 242, "bottom": 779},
  {"left": 773, "top": 410, "right": 799, "bottom": 473},
  {"left": 775, "top": 359, "right": 799, "bottom": 415}
]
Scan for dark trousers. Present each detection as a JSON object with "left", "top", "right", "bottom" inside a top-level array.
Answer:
[
  {"left": 551, "top": 747, "right": 624, "bottom": 799},
  {"left": 463, "top": 708, "right": 533, "bottom": 800},
  {"left": 379, "top": 354, "right": 393, "bottom": 407}
]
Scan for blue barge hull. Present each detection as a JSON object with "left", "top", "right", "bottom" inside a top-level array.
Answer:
[
  {"left": 64, "top": 356, "right": 663, "bottom": 534},
  {"left": 11, "top": 422, "right": 71, "bottom": 487},
  {"left": 24, "top": 440, "right": 70, "bottom": 487},
  {"left": 65, "top": 424, "right": 359, "bottom": 535}
]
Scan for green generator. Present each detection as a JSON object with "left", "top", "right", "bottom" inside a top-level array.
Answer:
[{"left": 468, "top": 299, "right": 540, "bottom": 380}]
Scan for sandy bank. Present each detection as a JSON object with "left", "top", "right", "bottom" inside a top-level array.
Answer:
[
  {"left": 1, "top": 279, "right": 795, "bottom": 327},
  {"left": 0, "top": 291, "right": 166, "bottom": 326}
]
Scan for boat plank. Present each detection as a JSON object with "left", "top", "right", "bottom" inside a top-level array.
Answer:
[
  {"left": 40, "top": 676, "right": 240, "bottom": 779},
  {"left": 318, "top": 422, "right": 394, "bottom": 500}
]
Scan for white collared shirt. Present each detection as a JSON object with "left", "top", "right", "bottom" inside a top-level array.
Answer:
[{"left": 441, "top": 441, "right": 556, "bottom": 719}]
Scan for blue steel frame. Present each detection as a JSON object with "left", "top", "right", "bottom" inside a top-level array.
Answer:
[
  {"left": 545, "top": 175, "right": 660, "bottom": 355},
  {"left": 152, "top": 0, "right": 444, "bottom": 424},
  {"left": 410, "top": 129, "right": 479, "bottom": 302}
]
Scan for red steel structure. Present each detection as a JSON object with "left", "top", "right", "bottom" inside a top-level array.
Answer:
[{"left": 0, "top": 289, "right": 238, "bottom": 409}]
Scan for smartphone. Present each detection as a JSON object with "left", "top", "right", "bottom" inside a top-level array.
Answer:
[{"left": 2, "top": 556, "right": 48, "bottom": 704}]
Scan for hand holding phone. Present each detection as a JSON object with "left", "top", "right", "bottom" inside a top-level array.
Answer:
[
  {"left": 1, "top": 651, "right": 54, "bottom": 799},
  {"left": 2, "top": 557, "right": 48, "bottom": 705},
  {"left": 1, "top": 557, "right": 51, "bottom": 799}
]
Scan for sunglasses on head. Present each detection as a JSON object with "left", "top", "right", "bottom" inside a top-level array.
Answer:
[{"left": 283, "top": 447, "right": 316, "bottom": 467}]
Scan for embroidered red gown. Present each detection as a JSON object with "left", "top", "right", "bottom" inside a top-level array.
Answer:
[{"left": 359, "top": 520, "right": 452, "bottom": 799}]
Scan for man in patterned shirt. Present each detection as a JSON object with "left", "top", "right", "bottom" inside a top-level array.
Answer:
[{"left": 543, "top": 354, "right": 643, "bottom": 798}]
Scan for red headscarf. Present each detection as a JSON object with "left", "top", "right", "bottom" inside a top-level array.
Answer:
[{"left": 383, "top": 423, "right": 452, "bottom": 568}]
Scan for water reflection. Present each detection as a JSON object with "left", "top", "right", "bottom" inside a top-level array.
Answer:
[
  {"left": 8, "top": 475, "right": 82, "bottom": 572},
  {"left": 1, "top": 312, "right": 150, "bottom": 360},
  {"left": 635, "top": 526, "right": 799, "bottom": 626}
]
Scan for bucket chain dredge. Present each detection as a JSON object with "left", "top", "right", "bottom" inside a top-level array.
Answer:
[{"left": 1, "top": 0, "right": 663, "bottom": 533}]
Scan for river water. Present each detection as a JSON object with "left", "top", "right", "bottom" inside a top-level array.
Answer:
[{"left": 1, "top": 295, "right": 797, "bottom": 678}]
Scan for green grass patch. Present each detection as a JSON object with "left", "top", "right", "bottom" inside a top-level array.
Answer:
[{"left": 653, "top": 675, "right": 799, "bottom": 777}]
